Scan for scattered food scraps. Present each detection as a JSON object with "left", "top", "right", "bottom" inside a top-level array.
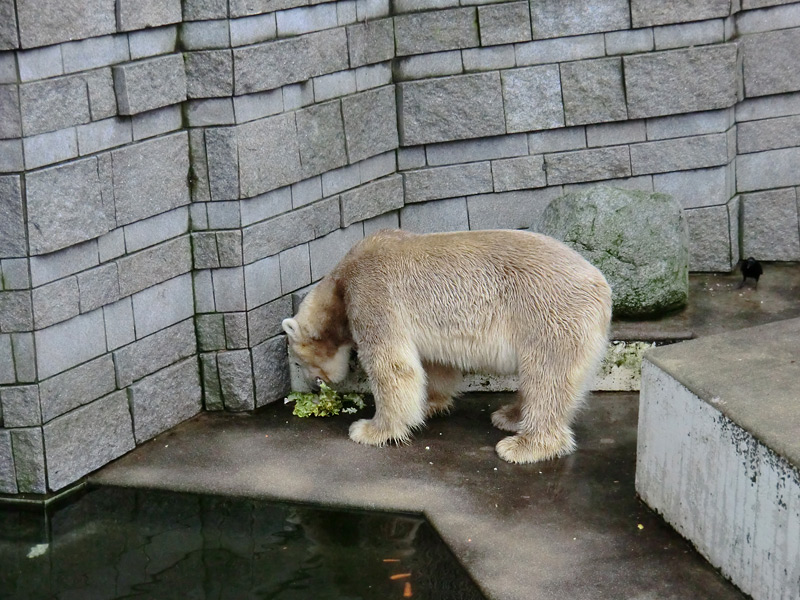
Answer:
[
  {"left": 403, "top": 582, "right": 413, "bottom": 597},
  {"left": 637, "top": 524, "right": 644, "bottom": 530},
  {"left": 382, "top": 558, "right": 400, "bottom": 563},
  {"left": 284, "top": 382, "right": 366, "bottom": 418},
  {"left": 390, "top": 573, "right": 411, "bottom": 580}
]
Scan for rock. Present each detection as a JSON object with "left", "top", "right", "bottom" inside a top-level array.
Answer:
[{"left": 540, "top": 186, "right": 688, "bottom": 318}]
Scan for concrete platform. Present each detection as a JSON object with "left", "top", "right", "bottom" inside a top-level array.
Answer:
[
  {"left": 92, "top": 393, "right": 746, "bottom": 600},
  {"left": 638, "top": 318, "right": 800, "bottom": 600}
]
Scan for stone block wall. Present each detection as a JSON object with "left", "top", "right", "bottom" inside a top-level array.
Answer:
[{"left": 2, "top": 0, "right": 800, "bottom": 496}]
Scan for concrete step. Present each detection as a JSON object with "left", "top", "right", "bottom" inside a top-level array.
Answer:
[{"left": 637, "top": 317, "right": 800, "bottom": 600}]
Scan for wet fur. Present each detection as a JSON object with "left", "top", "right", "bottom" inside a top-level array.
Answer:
[{"left": 283, "top": 229, "right": 612, "bottom": 464}]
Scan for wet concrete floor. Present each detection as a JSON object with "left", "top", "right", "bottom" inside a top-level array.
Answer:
[{"left": 91, "top": 263, "right": 800, "bottom": 600}]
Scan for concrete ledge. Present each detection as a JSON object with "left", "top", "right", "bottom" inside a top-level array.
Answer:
[{"left": 637, "top": 318, "right": 800, "bottom": 600}]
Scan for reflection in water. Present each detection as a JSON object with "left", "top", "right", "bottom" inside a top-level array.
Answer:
[{"left": 0, "top": 486, "right": 485, "bottom": 600}]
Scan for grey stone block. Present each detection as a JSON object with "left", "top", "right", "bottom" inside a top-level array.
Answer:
[
  {"left": 243, "top": 257, "right": 281, "bottom": 308},
  {"left": 341, "top": 175, "right": 403, "bottom": 227},
  {"left": 38, "top": 355, "right": 116, "bottom": 423},
  {"left": 0, "top": 52, "right": 16, "bottom": 83},
  {"left": 180, "top": 19, "right": 230, "bottom": 50},
  {"left": 624, "top": 45, "right": 739, "bottom": 119},
  {"left": 279, "top": 245, "right": 311, "bottom": 295},
  {"left": 355, "top": 62, "right": 392, "bottom": 92},
  {"left": 515, "top": 33, "right": 605, "bottom": 66},
  {"left": 282, "top": 80, "right": 314, "bottom": 111},
  {"left": 29, "top": 240, "right": 99, "bottom": 288},
  {"left": 242, "top": 197, "right": 340, "bottom": 263},
  {"left": 84, "top": 68, "right": 117, "bottom": 121},
  {"left": 646, "top": 109, "right": 733, "bottom": 141},
  {"left": 359, "top": 151, "right": 396, "bottom": 183},
  {"left": 0, "top": 176, "right": 25, "bottom": 258},
  {"left": 1, "top": 258, "right": 30, "bottom": 290},
  {"left": 229, "top": 0, "right": 306, "bottom": 18},
  {"left": 738, "top": 114, "right": 800, "bottom": 154},
  {"left": 10, "top": 427, "right": 46, "bottom": 494},
  {"left": 185, "top": 50, "right": 234, "bottom": 99},
  {"left": 561, "top": 57, "right": 627, "bottom": 126},
  {"left": 347, "top": 18, "right": 394, "bottom": 68},
  {"left": 276, "top": 3, "right": 337, "bottom": 36},
  {"left": 252, "top": 335, "right": 291, "bottom": 407},
  {"left": 19, "top": 75, "right": 90, "bottom": 136},
  {"left": 322, "top": 163, "right": 360, "bottom": 196},
  {"left": 205, "top": 127, "right": 240, "bottom": 201},
  {"left": 398, "top": 73, "right": 505, "bottom": 145},
  {"left": 248, "top": 295, "right": 293, "bottom": 346},
  {"left": 26, "top": 158, "right": 113, "bottom": 254},
  {"left": 394, "top": 51, "right": 463, "bottom": 81},
  {"left": 229, "top": 13, "right": 277, "bottom": 47},
  {"left": 240, "top": 187, "right": 292, "bottom": 227},
  {"left": 76, "top": 117, "right": 133, "bottom": 155},
  {"left": 187, "top": 98, "right": 236, "bottom": 127},
  {"left": 22, "top": 128, "right": 79, "bottom": 171},
  {"left": 467, "top": 187, "right": 562, "bottom": 231},
  {"left": 211, "top": 266, "right": 246, "bottom": 312},
  {"left": 737, "top": 146, "right": 800, "bottom": 192},
  {"left": 207, "top": 201, "right": 242, "bottom": 230},
  {"left": 630, "top": 133, "right": 729, "bottom": 176},
  {"left": 0, "top": 333, "right": 13, "bottom": 384},
  {"left": 342, "top": 86, "right": 398, "bottom": 164},
  {"left": 397, "top": 146, "right": 426, "bottom": 170},
  {"left": 113, "top": 318, "right": 195, "bottom": 387},
  {"left": 117, "top": 236, "right": 192, "bottom": 297},
  {"left": 743, "top": 28, "right": 800, "bottom": 98},
  {"left": 686, "top": 205, "right": 735, "bottom": 272},
  {"left": 586, "top": 120, "right": 646, "bottom": 147},
  {"left": 128, "top": 357, "right": 202, "bottom": 444},
  {"left": 395, "top": 8, "right": 478, "bottom": 56},
  {"left": 363, "top": 210, "right": 399, "bottom": 236},
  {"left": 462, "top": 46, "right": 516, "bottom": 72},
  {"left": 128, "top": 26, "right": 179, "bottom": 60},
  {"left": 309, "top": 224, "right": 364, "bottom": 281},
  {"left": 291, "top": 176, "right": 323, "bottom": 209},
  {"left": 17, "top": 45, "right": 63, "bottom": 81},
  {"left": 740, "top": 188, "right": 800, "bottom": 260},
  {"left": 197, "top": 313, "right": 226, "bottom": 351},
  {"left": 338, "top": 0, "right": 357, "bottom": 26},
  {"left": 104, "top": 297, "right": 135, "bottom": 351},
  {"left": 479, "top": 1, "right": 531, "bottom": 46},
  {"left": 117, "top": 0, "right": 181, "bottom": 31},
  {"left": 233, "top": 90, "right": 284, "bottom": 124},
  {"left": 16, "top": 0, "right": 115, "bottom": 49},
  {"left": 112, "top": 132, "right": 190, "bottom": 226},
  {"left": 604, "top": 28, "right": 654, "bottom": 55},
  {"left": 32, "top": 278, "right": 79, "bottom": 329},
  {"left": 0, "top": 0, "right": 18, "bottom": 50},
  {"left": 233, "top": 28, "right": 348, "bottom": 94},
  {"left": 217, "top": 350, "right": 254, "bottom": 411},
  {"left": 313, "top": 71, "right": 356, "bottom": 102},
  {"left": 124, "top": 206, "right": 189, "bottom": 253},
  {"left": 35, "top": 310, "right": 106, "bottom": 380},
  {"left": 0, "top": 138, "right": 24, "bottom": 172},
  {"left": 356, "top": 0, "right": 390, "bottom": 20},
  {"left": 653, "top": 166, "right": 731, "bottom": 209},
  {"left": 404, "top": 162, "right": 492, "bottom": 203},
  {"left": 216, "top": 230, "right": 244, "bottom": 267},
  {"left": 184, "top": 0, "right": 228, "bottom": 20},
  {"left": 531, "top": 0, "right": 629, "bottom": 39},
  {"left": 0, "top": 430, "right": 16, "bottom": 494},
  {"left": 11, "top": 332, "right": 35, "bottom": 383},
  {"left": 630, "top": 0, "right": 730, "bottom": 27},
  {"left": 491, "top": 155, "right": 546, "bottom": 192},
  {"left": 738, "top": 2, "right": 800, "bottom": 34},
  {"left": 0, "top": 85, "right": 21, "bottom": 140},
  {"left": 200, "top": 352, "right": 223, "bottom": 411},
  {"left": 545, "top": 145, "right": 631, "bottom": 185},
  {"left": 238, "top": 113, "right": 302, "bottom": 197},
  {"left": 98, "top": 229, "right": 126, "bottom": 263},
  {"left": 113, "top": 54, "right": 187, "bottom": 116},
  {"left": 502, "top": 65, "right": 564, "bottom": 133},
  {"left": 62, "top": 34, "right": 130, "bottom": 73},
  {"left": 225, "top": 313, "right": 249, "bottom": 349},
  {"left": 653, "top": 20, "right": 724, "bottom": 50},
  {"left": 296, "top": 100, "right": 348, "bottom": 179},
  {"left": 131, "top": 273, "right": 194, "bottom": 338},
  {"left": 401, "top": 197, "right": 469, "bottom": 233},
  {"left": 0, "top": 385, "right": 40, "bottom": 427}
]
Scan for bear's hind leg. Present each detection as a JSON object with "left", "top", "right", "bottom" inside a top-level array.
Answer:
[
  {"left": 349, "top": 344, "right": 426, "bottom": 446},
  {"left": 491, "top": 402, "right": 522, "bottom": 432},
  {"left": 423, "top": 361, "right": 461, "bottom": 418}
]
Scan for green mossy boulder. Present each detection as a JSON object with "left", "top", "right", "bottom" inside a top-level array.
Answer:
[{"left": 540, "top": 186, "right": 688, "bottom": 319}]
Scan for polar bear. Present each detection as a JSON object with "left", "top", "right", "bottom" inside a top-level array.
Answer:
[{"left": 282, "top": 229, "right": 612, "bottom": 464}]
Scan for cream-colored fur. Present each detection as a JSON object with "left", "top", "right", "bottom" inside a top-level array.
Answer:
[{"left": 282, "top": 229, "right": 612, "bottom": 464}]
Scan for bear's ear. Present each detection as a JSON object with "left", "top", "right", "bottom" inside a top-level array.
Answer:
[{"left": 282, "top": 318, "right": 302, "bottom": 343}]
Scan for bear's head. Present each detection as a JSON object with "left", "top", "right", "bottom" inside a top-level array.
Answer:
[{"left": 281, "top": 277, "right": 352, "bottom": 386}]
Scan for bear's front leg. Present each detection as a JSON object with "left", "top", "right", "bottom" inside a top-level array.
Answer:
[{"left": 349, "top": 346, "right": 426, "bottom": 446}]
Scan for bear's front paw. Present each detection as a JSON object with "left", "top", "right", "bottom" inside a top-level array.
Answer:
[
  {"left": 349, "top": 419, "right": 412, "bottom": 446},
  {"left": 495, "top": 430, "right": 576, "bottom": 464},
  {"left": 491, "top": 404, "right": 521, "bottom": 432}
]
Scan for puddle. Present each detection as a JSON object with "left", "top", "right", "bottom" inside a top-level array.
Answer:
[{"left": 0, "top": 486, "right": 485, "bottom": 600}]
